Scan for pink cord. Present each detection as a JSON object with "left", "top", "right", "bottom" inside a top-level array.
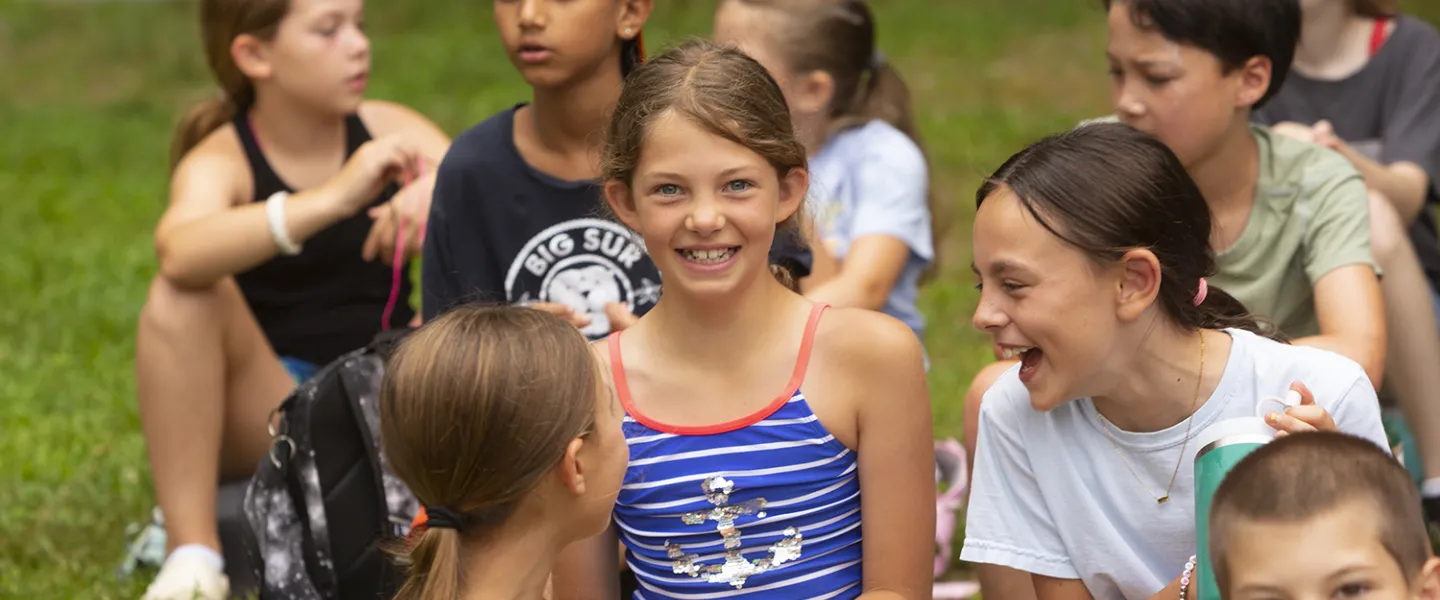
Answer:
[{"left": 380, "top": 168, "right": 418, "bottom": 331}]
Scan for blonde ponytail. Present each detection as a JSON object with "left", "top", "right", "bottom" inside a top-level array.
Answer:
[{"left": 392, "top": 527, "right": 463, "bottom": 600}]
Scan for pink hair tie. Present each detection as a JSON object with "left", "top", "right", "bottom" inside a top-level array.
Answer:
[{"left": 1192, "top": 278, "right": 1209, "bottom": 306}]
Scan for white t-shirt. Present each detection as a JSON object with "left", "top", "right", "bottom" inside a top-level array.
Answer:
[{"left": 959, "top": 328, "right": 1388, "bottom": 599}]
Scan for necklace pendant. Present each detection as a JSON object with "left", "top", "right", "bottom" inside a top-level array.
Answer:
[{"left": 1157, "top": 496, "right": 1170, "bottom": 504}]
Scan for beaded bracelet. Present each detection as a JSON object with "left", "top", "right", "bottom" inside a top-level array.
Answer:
[{"left": 1179, "top": 555, "right": 1197, "bottom": 599}]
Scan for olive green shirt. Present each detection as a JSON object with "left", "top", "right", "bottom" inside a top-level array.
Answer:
[{"left": 1076, "top": 119, "right": 1376, "bottom": 338}]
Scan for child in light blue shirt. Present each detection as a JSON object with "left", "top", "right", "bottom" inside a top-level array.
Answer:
[{"left": 715, "top": 0, "right": 937, "bottom": 345}]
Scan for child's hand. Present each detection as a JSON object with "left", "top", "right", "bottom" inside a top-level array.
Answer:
[
  {"left": 1311, "top": 120, "right": 1342, "bottom": 151},
  {"left": 362, "top": 166, "right": 435, "bottom": 265},
  {"left": 606, "top": 302, "right": 638, "bottom": 332},
  {"left": 528, "top": 302, "right": 592, "bottom": 329},
  {"left": 1265, "top": 381, "right": 1338, "bottom": 436},
  {"left": 1270, "top": 121, "right": 1317, "bottom": 144}
]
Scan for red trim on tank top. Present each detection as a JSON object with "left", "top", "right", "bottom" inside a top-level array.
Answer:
[
  {"left": 1370, "top": 17, "right": 1392, "bottom": 57},
  {"left": 609, "top": 303, "right": 829, "bottom": 436}
]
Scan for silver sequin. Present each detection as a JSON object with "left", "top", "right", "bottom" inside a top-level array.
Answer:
[{"left": 667, "top": 477, "right": 806, "bottom": 589}]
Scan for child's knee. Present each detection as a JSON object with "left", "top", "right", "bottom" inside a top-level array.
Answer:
[
  {"left": 964, "top": 362, "right": 1014, "bottom": 441},
  {"left": 139, "top": 276, "right": 234, "bottom": 334}
]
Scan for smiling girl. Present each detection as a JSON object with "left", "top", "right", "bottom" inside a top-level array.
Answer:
[
  {"left": 550, "top": 40, "right": 934, "bottom": 600},
  {"left": 960, "top": 122, "right": 1389, "bottom": 600}
]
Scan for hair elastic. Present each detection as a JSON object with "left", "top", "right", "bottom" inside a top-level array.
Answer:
[
  {"left": 1192, "top": 278, "right": 1208, "bottom": 306},
  {"left": 869, "top": 49, "right": 887, "bottom": 71},
  {"left": 423, "top": 506, "right": 467, "bottom": 531}
]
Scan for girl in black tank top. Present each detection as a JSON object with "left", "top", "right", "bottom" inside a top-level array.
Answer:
[
  {"left": 131, "top": 1, "right": 450, "bottom": 597},
  {"left": 232, "top": 112, "right": 414, "bottom": 368}
]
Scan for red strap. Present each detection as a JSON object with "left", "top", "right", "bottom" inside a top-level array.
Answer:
[
  {"left": 611, "top": 303, "right": 830, "bottom": 436},
  {"left": 1370, "top": 18, "right": 1391, "bottom": 57}
]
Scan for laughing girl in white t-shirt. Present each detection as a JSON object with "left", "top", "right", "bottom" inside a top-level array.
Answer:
[{"left": 961, "top": 122, "right": 1390, "bottom": 600}]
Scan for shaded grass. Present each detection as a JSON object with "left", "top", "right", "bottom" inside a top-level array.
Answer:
[{"left": 3, "top": 0, "right": 1438, "bottom": 596}]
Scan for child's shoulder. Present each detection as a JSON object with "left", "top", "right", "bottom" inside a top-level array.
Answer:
[
  {"left": 173, "top": 123, "right": 249, "bottom": 195},
  {"left": 438, "top": 105, "right": 523, "bottom": 173},
  {"left": 812, "top": 305, "right": 925, "bottom": 371},
  {"left": 823, "top": 120, "right": 925, "bottom": 171},
  {"left": 1397, "top": 14, "right": 1440, "bottom": 51},
  {"left": 357, "top": 100, "right": 430, "bottom": 134},
  {"left": 1250, "top": 124, "right": 1363, "bottom": 195}
]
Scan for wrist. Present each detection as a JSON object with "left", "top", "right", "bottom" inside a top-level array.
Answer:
[
  {"left": 1179, "top": 555, "right": 1197, "bottom": 600},
  {"left": 312, "top": 180, "right": 361, "bottom": 219}
]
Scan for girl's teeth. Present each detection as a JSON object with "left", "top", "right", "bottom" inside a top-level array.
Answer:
[
  {"left": 1002, "top": 347, "right": 1034, "bottom": 360},
  {"left": 684, "top": 248, "right": 735, "bottom": 264}
]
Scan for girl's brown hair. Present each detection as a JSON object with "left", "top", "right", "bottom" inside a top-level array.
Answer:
[
  {"left": 726, "top": 0, "right": 947, "bottom": 279},
  {"left": 170, "top": 0, "right": 290, "bottom": 171},
  {"left": 978, "top": 122, "right": 1283, "bottom": 339},
  {"left": 379, "top": 305, "right": 600, "bottom": 600},
  {"left": 1352, "top": 0, "right": 1397, "bottom": 18},
  {"left": 601, "top": 38, "right": 808, "bottom": 290}
]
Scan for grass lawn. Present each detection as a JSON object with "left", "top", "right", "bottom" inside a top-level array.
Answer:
[{"left": 3, "top": 0, "right": 1438, "bottom": 596}]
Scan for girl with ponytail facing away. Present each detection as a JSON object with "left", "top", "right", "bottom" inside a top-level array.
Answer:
[
  {"left": 381, "top": 305, "right": 629, "bottom": 600},
  {"left": 960, "top": 123, "right": 1389, "bottom": 600},
  {"left": 133, "top": 0, "right": 449, "bottom": 596}
]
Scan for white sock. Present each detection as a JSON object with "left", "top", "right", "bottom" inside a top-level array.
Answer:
[
  {"left": 168, "top": 543, "right": 225, "bottom": 572},
  {"left": 1421, "top": 477, "right": 1440, "bottom": 499}
]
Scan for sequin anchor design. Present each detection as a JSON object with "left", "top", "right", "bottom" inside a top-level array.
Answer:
[{"left": 666, "top": 476, "right": 805, "bottom": 589}]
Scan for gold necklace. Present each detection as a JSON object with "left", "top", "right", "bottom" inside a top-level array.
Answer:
[{"left": 1100, "top": 331, "right": 1205, "bottom": 505}]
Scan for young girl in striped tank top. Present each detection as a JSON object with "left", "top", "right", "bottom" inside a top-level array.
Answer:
[{"left": 549, "top": 40, "right": 935, "bottom": 600}]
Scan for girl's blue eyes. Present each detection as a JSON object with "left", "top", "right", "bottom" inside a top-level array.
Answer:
[{"left": 653, "top": 181, "right": 754, "bottom": 195}]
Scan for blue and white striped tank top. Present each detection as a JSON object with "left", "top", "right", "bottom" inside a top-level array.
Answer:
[{"left": 608, "top": 303, "right": 863, "bottom": 599}]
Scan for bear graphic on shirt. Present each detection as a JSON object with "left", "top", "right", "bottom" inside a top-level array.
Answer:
[{"left": 505, "top": 218, "right": 663, "bottom": 340}]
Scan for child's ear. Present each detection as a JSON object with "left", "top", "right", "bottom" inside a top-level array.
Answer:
[
  {"left": 557, "top": 437, "right": 588, "bottom": 496},
  {"left": 777, "top": 167, "right": 809, "bottom": 225},
  {"left": 231, "top": 33, "right": 273, "bottom": 82},
  {"left": 618, "top": 0, "right": 654, "bottom": 39},
  {"left": 793, "top": 70, "right": 836, "bottom": 116},
  {"left": 1235, "top": 55, "right": 1273, "bottom": 109},
  {"left": 604, "top": 180, "right": 642, "bottom": 231},
  {"left": 1414, "top": 557, "right": 1440, "bottom": 599},
  {"left": 1115, "top": 248, "right": 1163, "bottom": 322}
]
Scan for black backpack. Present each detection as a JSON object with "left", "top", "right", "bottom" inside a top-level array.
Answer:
[{"left": 240, "top": 328, "right": 420, "bottom": 599}]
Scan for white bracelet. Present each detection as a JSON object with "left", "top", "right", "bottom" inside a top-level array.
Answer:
[{"left": 265, "top": 191, "right": 302, "bottom": 256}]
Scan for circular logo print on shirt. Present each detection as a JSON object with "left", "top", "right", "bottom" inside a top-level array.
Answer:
[{"left": 505, "top": 218, "right": 661, "bottom": 339}]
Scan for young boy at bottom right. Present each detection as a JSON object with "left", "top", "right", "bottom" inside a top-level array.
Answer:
[{"left": 1209, "top": 431, "right": 1440, "bottom": 599}]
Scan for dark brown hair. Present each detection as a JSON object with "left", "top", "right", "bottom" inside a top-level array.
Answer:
[
  {"left": 170, "top": 0, "right": 291, "bottom": 171},
  {"left": 601, "top": 38, "right": 808, "bottom": 290},
  {"left": 1210, "top": 432, "right": 1429, "bottom": 594},
  {"left": 379, "top": 305, "right": 600, "bottom": 600},
  {"left": 1352, "top": 0, "right": 1398, "bottom": 18},
  {"left": 727, "top": 0, "right": 947, "bottom": 280},
  {"left": 1103, "top": 0, "right": 1300, "bottom": 108},
  {"left": 978, "top": 122, "right": 1280, "bottom": 338}
]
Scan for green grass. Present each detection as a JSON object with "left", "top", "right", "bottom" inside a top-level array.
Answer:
[{"left": 4, "top": 0, "right": 1439, "bottom": 596}]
